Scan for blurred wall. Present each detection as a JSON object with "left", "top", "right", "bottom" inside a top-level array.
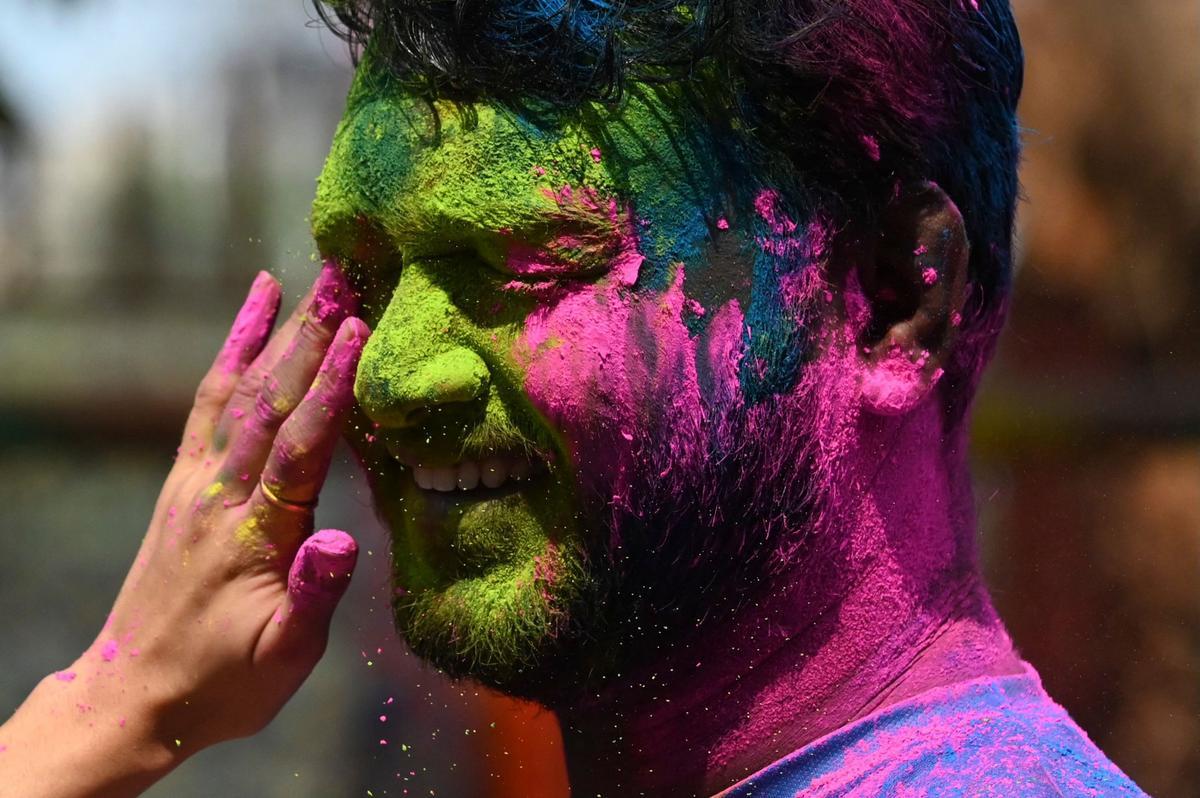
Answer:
[
  {"left": 0, "top": 1, "right": 1195, "bottom": 796},
  {"left": 975, "top": 2, "right": 1200, "bottom": 796}
]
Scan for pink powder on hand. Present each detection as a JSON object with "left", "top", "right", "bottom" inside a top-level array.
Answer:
[
  {"left": 308, "top": 261, "right": 357, "bottom": 325},
  {"left": 217, "top": 271, "right": 279, "bottom": 374},
  {"left": 286, "top": 529, "right": 359, "bottom": 611}
]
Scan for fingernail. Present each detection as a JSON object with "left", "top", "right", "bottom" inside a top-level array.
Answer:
[
  {"left": 308, "top": 261, "right": 357, "bottom": 325},
  {"left": 336, "top": 316, "right": 371, "bottom": 346}
]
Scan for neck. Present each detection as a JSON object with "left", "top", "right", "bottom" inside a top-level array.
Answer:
[{"left": 556, "top": 403, "right": 1022, "bottom": 796}]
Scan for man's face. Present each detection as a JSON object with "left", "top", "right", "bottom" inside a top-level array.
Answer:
[{"left": 313, "top": 54, "right": 829, "bottom": 698}]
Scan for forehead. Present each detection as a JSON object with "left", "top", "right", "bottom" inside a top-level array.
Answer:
[{"left": 316, "top": 70, "right": 737, "bottom": 276}]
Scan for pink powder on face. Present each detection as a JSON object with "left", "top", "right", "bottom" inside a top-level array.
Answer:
[
  {"left": 506, "top": 185, "right": 645, "bottom": 290},
  {"left": 860, "top": 134, "right": 881, "bottom": 162},
  {"left": 754, "top": 189, "right": 798, "bottom": 235},
  {"left": 922, "top": 267, "right": 939, "bottom": 286},
  {"left": 516, "top": 257, "right": 746, "bottom": 512}
]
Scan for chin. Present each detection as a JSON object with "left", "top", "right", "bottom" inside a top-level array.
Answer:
[{"left": 389, "top": 539, "right": 604, "bottom": 703}]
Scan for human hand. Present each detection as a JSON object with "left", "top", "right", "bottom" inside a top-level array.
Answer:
[{"left": 0, "top": 264, "right": 368, "bottom": 797}]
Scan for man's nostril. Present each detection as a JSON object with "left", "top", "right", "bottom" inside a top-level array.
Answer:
[{"left": 404, "top": 407, "right": 432, "bottom": 427}]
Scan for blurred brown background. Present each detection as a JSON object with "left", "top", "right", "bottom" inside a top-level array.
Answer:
[{"left": 0, "top": 1, "right": 1195, "bottom": 796}]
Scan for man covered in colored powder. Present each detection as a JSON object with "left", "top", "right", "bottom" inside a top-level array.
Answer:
[{"left": 0, "top": 1, "right": 1153, "bottom": 796}]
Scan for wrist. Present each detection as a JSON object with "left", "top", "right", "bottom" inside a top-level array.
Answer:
[{"left": 0, "top": 663, "right": 183, "bottom": 798}]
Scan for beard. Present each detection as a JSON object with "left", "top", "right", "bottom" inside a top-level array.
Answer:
[
  {"left": 387, "top": 204, "right": 854, "bottom": 705},
  {"left": 385, "top": 341, "right": 852, "bottom": 707}
]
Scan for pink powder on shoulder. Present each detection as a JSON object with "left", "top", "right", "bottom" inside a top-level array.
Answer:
[
  {"left": 100, "top": 640, "right": 119, "bottom": 662},
  {"left": 55, "top": 670, "right": 77, "bottom": 682}
]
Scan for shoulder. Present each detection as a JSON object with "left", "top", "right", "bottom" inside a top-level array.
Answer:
[{"left": 722, "top": 668, "right": 1148, "bottom": 798}]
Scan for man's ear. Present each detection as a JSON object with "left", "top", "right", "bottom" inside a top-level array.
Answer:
[{"left": 855, "top": 181, "right": 969, "bottom": 415}]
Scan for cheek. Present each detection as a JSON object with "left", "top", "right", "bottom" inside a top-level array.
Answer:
[
  {"left": 514, "top": 267, "right": 745, "bottom": 488},
  {"left": 515, "top": 282, "right": 643, "bottom": 481}
]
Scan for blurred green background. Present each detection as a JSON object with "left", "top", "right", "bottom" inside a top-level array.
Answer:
[{"left": 0, "top": 1, "right": 1196, "bottom": 796}]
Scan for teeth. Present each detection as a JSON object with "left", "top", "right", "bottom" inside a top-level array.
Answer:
[
  {"left": 480, "top": 457, "right": 508, "bottom": 489},
  {"left": 456, "top": 461, "right": 480, "bottom": 491},
  {"left": 413, "top": 466, "right": 434, "bottom": 491},
  {"left": 510, "top": 459, "right": 531, "bottom": 481},
  {"left": 430, "top": 466, "right": 456, "bottom": 492},
  {"left": 409, "top": 455, "right": 538, "bottom": 493}
]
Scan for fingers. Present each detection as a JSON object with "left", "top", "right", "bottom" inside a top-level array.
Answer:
[
  {"left": 180, "top": 272, "right": 281, "bottom": 455},
  {"left": 257, "top": 529, "right": 358, "bottom": 663},
  {"left": 219, "top": 265, "right": 357, "bottom": 488},
  {"left": 214, "top": 262, "right": 356, "bottom": 456},
  {"left": 255, "top": 317, "right": 370, "bottom": 512}
]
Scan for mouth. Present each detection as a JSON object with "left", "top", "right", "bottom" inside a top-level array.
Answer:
[{"left": 385, "top": 445, "right": 549, "bottom": 494}]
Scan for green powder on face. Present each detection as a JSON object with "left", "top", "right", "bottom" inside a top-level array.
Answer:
[{"left": 311, "top": 51, "right": 751, "bottom": 692}]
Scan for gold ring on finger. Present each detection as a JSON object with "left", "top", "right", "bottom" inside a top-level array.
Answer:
[{"left": 259, "top": 475, "right": 318, "bottom": 514}]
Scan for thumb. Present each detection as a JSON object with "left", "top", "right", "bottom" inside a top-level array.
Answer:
[{"left": 262, "top": 529, "right": 358, "bottom": 661}]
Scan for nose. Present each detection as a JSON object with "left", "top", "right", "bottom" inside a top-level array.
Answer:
[{"left": 356, "top": 343, "right": 491, "bottom": 428}]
